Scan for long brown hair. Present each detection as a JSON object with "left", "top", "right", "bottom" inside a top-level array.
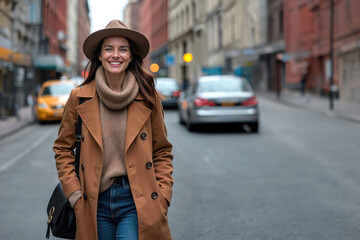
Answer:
[{"left": 81, "top": 38, "right": 157, "bottom": 109}]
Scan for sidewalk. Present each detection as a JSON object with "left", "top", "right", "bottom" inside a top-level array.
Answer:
[
  {"left": 0, "top": 106, "right": 34, "bottom": 139},
  {"left": 258, "top": 89, "right": 360, "bottom": 124}
]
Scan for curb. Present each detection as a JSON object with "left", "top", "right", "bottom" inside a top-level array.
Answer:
[{"left": 0, "top": 120, "right": 35, "bottom": 140}]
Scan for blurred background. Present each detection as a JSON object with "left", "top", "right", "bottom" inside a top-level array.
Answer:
[
  {"left": 1, "top": 0, "right": 360, "bottom": 117},
  {"left": 1, "top": 0, "right": 360, "bottom": 239}
]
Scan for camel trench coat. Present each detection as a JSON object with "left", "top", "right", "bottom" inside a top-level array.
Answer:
[{"left": 53, "top": 80, "right": 174, "bottom": 240}]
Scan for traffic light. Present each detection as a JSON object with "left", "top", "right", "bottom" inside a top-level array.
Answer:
[
  {"left": 183, "top": 53, "right": 193, "bottom": 63},
  {"left": 150, "top": 63, "right": 160, "bottom": 73}
]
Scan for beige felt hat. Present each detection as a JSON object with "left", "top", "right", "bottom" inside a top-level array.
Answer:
[{"left": 83, "top": 19, "right": 150, "bottom": 60}]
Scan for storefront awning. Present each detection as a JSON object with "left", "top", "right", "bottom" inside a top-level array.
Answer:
[
  {"left": 0, "top": 46, "right": 31, "bottom": 67},
  {"left": 34, "top": 55, "right": 65, "bottom": 72},
  {"left": 257, "top": 40, "right": 285, "bottom": 55}
]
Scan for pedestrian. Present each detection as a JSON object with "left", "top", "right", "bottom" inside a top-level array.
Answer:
[
  {"left": 301, "top": 73, "right": 307, "bottom": 96},
  {"left": 53, "top": 19, "right": 174, "bottom": 240},
  {"left": 181, "top": 78, "right": 189, "bottom": 91}
]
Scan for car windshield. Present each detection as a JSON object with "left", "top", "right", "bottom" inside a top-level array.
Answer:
[
  {"left": 198, "top": 77, "right": 251, "bottom": 93},
  {"left": 41, "top": 83, "right": 74, "bottom": 96},
  {"left": 156, "top": 79, "right": 179, "bottom": 91}
]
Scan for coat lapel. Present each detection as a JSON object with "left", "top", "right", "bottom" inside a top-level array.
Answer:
[
  {"left": 76, "top": 81, "right": 103, "bottom": 151},
  {"left": 125, "top": 96, "right": 152, "bottom": 152},
  {"left": 75, "top": 82, "right": 151, "bottom": 153}
]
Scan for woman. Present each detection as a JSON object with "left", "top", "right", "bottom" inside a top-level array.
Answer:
[{"left": 53, "top": 20, "right": 174, "bottom": 240}]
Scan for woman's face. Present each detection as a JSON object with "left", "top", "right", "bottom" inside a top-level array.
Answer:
[{"left": 98, "top": 36, "right": 132, "bottom": 76}]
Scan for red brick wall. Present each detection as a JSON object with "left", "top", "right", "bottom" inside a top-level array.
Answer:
[
  {"left": 42, "top": 0, "right": 68, "bottom": 60},
  {"left": 130, "top": 2, "right": 141, "bottom": 31},
  {"left": 138, "top": 0, "right": 168, "bottom": 68},
  {"left": 150, "top": 0, "right": 168, "bottom": 51},
  {"left": 77, "top": 0, "right": 90, "bottom": 75},
  {"left": 284, "top": 0, "right": 360, "bottom": 94},
  {"left": 139, "top": 0, "right": 152, "bottom": 67}
]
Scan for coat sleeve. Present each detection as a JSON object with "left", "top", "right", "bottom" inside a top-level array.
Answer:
[
  {"left": 151, "top": 95, "right": 174, "bottom": 206},
  {"left": 53, "top": 88, "right": 81, "bottom": 198}
]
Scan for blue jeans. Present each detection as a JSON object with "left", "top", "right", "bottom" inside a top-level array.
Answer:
[{"left": 97, "top": 177, "right": 138, "bottom": 240}]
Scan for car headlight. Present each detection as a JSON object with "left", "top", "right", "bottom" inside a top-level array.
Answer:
[{"left": 37, "top": 103, "right": 48, "bottom": 109}]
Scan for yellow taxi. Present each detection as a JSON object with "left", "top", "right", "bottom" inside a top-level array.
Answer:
[{"left": 35, "top": 79, "right": 76, "bottom": 123}]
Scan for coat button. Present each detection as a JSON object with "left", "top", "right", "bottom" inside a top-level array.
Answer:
[
  {"left": 140, "top": 133, "right": 147, "bottom": 140},
  {"left": 151, "top": 192, "right": 158, "bottom": 199},
  {"left": 83, "top": 193, "right": 87, "bottom": 200},
  {"left": 146, "top": 162, "right": 152, "bottom": 169}
]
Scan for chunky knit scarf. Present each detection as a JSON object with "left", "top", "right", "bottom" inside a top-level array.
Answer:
[{"left": 95, "top": 66, "right": 139, "bottom": 192}]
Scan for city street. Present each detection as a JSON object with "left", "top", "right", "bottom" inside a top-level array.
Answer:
[{"left": 1, "top": 96, "right": 360, "bottom": 239}]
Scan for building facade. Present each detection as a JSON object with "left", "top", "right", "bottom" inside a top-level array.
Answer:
[
  {"left": 77, "top": 0, "right": 90, "bottom": 76},
  {"left": 168, "top": 0, "right": 206, "bottom": 87},
  {"left": 221, "top": 0, "right": 267, "bottom": 86},
  {"left": 257, "top": 0, "right": 284, "bottom": 92},
  {"left": 283, "top": 0, "right": 360, "bottom": 103},
  {"left": 333, "top": 0, "right": 360, "bottom": 103},
  {"left": 124, "top": 0, "right": 141, "bottom": 31},
  {"left": 168, "top": 0, "right": 267, "bottom": 87},
  {"left": 0, "top": 0, "right": 39, "bottom": 118},
  {"left": 148, "top": 0, "right": 169, "bottom": 77},
  {"left": 66, "top": 0, "right": 78, "bottom": 76},
  {"left": 35, "top": 0, "right": 68, "bottom": 80},
  {"left": 0, "top": 0, "right": 90, "bottom": 118}
]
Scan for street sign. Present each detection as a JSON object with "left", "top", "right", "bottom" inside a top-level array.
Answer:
[{"left": 165, "top": 54, "right": 175, "bottom": 66}]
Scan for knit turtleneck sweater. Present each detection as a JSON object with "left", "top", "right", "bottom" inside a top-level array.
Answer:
[{"left": 95, "top": 66, "right": 139, "bottom": 192}]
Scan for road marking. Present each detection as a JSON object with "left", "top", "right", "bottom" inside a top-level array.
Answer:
[{"left": 0, "top": 130, "right": 53, "bottom": 172}]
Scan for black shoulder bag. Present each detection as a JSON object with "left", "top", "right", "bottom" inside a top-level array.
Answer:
[{"left": 46, "top": 98, "right": 84, "bottom": 239}]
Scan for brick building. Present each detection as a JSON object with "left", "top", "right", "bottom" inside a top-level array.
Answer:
[
  {"left": 258, "top": 0, "right": 284, "bottom": 92},
  {"left": 124, "top": 0, "right": 141, "bottom": 31},
  {"left": 137, "top": 0, "right": 169, "bottom": 75},
  {"left": 333, "top": 0, "right": 360, "bottom": 103},
  {"left": 77, "top": 0, "right": 90, "bottom": 75},
  {"left": 149, "top": 0, "right": 168, "bottom": 77},
  {"left": 42, "top": 0, "right": 67, "bottom": 60},
  {"left": 284, "top": 0, "right": 360, "bottom": 103},
  {"left": 138, "top": 0, "right": 153, "bottom": 68},
  {"left": 35, "top": 0, "right": 69, "bottom": 80}
]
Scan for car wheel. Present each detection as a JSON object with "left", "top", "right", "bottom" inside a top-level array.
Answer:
[
  {"left": 34, "top": 112, "right": 43, "bottom": 124},
  {"left": 186, "top": 120, "right": 194, "bottom": 132},
  {"left": 178, "top": 112, "right": 185, "bottom": 125},
  {"left": 186, "top": 112, "right": 195, "bottom": 132},
  {"left": 250, "top": 122, "right": 259, "bottom": 133}
]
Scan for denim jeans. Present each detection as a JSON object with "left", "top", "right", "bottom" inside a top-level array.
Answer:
[{"left": 97, "top": 177, "right": 138, "bottom": 240}]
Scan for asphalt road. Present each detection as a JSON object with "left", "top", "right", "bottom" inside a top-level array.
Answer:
[{"left": 1, "top": 96, "right": 360, "bottom": 239}]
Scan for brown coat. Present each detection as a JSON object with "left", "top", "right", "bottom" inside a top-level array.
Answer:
[{"left": 53, "top": 80, "right": 174, "bottom": 240}]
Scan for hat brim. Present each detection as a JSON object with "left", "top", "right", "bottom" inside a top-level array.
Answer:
[{"left": 83, "top": 28, "right": 150, "bottom": 60}]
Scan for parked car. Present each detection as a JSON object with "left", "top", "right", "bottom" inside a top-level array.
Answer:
[
  {"left": 177, "top": 75, "right": 259, "bottom": 132},
  {"left": 35, "top": 79, "right": 76, "bottom": 123},
  {"left": 155, "top": 77, "right": 181, "bottom": 108}
]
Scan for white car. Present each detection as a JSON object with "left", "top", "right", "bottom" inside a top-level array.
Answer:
[
  {"left": 177, "top": 75, "right": 259, "bottom": 132},
  {"left": 155, "top": 77, "right": 181, "bottom": 109}
]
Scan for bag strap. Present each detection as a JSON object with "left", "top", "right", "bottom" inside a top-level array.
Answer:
[{"left": 74, "top": 97, "right": 85, "bottom": 178}]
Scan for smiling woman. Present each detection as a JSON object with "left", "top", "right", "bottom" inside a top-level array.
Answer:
[
  {"left": 53, "top": 19, "right": 174, "bottom": 240},
  {"left": 98, "top": 36, "right": 133, "bottom": 86}
]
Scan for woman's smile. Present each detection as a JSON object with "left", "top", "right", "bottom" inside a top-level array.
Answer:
[{"left": 99, "top": 36, "right": 132, "bottom": 76}]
